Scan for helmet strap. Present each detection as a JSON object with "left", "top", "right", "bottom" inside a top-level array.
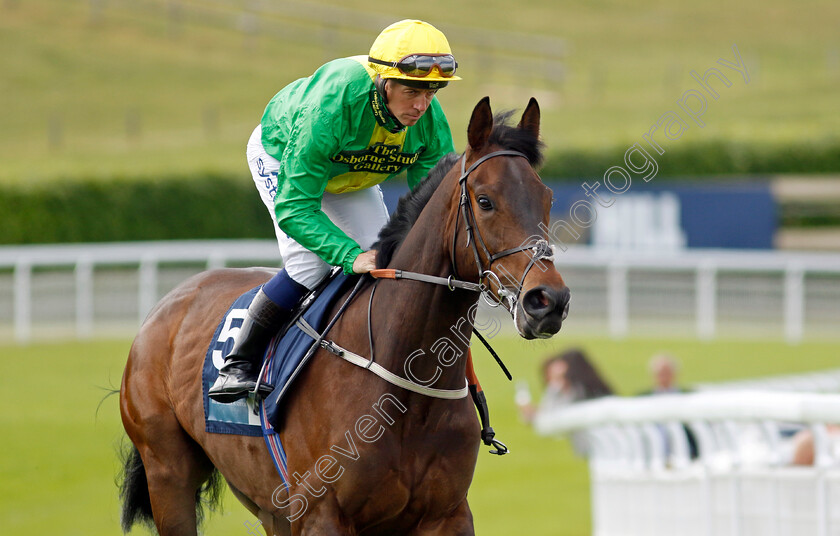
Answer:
[
  {"left": 374, "top": 74, "right": 389, "bottom": 104},
  {"left": 372, "top": 76, "right": 406, "bottom": 133}
]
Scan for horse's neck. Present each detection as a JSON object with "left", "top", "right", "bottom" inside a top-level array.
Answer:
[{"left": 373, "top": 178, "right": 475, "bottom": 390}]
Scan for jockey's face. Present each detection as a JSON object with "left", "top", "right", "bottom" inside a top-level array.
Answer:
[{"left": 385, "top": 81, "right": 437, "bottom": 126}]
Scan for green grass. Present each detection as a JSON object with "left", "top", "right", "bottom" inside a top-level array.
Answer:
[
  {"left": 2, "top": 0, "right": 839, "bottom": 183},
  {"left": 2, "top": 335, "right": 839, "bottom": 535}
]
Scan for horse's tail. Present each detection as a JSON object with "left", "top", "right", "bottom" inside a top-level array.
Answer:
[
  {"left": 118, "top": 439, "right": 225, "bottom": 532},
  {"left": 118, "top": 441, "right": 153, "bottom": 532}
]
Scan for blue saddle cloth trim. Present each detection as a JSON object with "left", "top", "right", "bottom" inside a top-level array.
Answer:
[
  {"left": 261, "top": 273, "right": 359, "bottom": 431},
  {"left": 260, "top": 406, "right": 291, "bottom": 489},
  {"left": 202, "top": 272, "right": 359, "bottom": 488}
]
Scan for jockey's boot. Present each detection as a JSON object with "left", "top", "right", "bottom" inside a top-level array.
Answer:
[{"left": 208, "top": 287, "right": 290, "bottom": 403}]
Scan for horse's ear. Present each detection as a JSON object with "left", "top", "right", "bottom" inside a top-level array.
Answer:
[
  {"left": 467, "top": 96, "right": 493, "bottom": 151},
  {"left": 517, "top": 97, "right": 540, "bottom": 138}
]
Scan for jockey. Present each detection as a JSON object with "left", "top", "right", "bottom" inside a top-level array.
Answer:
[{"left": 210, "top": 20, "right": 460, "bottom": 402}]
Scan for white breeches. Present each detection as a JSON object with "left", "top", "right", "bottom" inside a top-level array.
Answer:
[{"left": 247, "top": 125, "right": 390, "bottom": 289}]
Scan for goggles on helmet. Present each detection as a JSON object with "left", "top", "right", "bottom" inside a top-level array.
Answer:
[{"left": 368, "top": 53, "right": 458, "bottom": 78}]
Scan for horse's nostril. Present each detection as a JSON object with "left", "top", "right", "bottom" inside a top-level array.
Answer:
[
  {"left": 524, "top": 287, "right": 554, "bottom": 317},
  {"left": 523, "top": 286, "right": 571, "bottom": 325}
]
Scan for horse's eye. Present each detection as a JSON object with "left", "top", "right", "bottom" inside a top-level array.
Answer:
[{"left": 477, "top": 195, "right": 494, "bottom": 211}]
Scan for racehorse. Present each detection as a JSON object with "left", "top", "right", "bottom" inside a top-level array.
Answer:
[{"left": 119, "top": 96, "right": 571, "bottom": 536}]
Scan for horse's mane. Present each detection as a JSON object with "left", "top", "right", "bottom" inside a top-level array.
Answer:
[
  {"left": 374, "top": 111, "right": 544, "bottom": 269},
  {"left": 374, "top": 152, "right": 459, "bottom": 269}
]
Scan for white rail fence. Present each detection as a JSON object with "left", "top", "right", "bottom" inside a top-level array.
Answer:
[
  {"left": 0, "top": 240, "right": 281, "bottom": 342},
  {"left": 554, "top": 247, "right": 840, "bottom": 342},
  {"left": 1, "top": 241, "right": 840, "bottom": 343},
  {"left": 535, "top": 391, "right": 840, "bottom": 536},
  {"left": 695, "top": 369, "right": 840, "bottom": 394}
]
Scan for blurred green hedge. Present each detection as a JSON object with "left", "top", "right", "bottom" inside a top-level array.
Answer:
[
  {"left": 0, "top": 174, "right": 274, "bottom": 244},
  {"left": 542, "top": 138, "right": 840, "bottom": 180},
  {"left": 3, "top": 140, "right": 840, "bottom": 245}
]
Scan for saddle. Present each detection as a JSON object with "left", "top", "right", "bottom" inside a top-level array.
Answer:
[{"left": 202, "top": 268, "right": 357, "bottom": 435}]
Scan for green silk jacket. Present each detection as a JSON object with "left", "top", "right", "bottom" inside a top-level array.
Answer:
[{"left": 260, "top": 56, "right": 455, "bottom": 274}]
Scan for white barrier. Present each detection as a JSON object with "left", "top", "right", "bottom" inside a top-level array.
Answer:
[
  {"left": 535, "top": 391, "right": 840, "bottom": 536},
  {"left": 695, "top": 369, "right": 840, "bottom": 394},
  {"left": 0, "top": 240, "right": 282, "bottom": 342},
  {"left": 2, "top": 241, "right": 840, "bottom": 343},
  {"left": 553, "top": 247, "right": 840, "bottom": 342}
]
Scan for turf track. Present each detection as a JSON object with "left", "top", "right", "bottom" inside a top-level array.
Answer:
[{"left": 2, "top": 335, "right": 838, "bottom": 535}]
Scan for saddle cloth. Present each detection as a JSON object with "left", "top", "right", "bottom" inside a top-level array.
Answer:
[{"left": 201, "top": 271, "right": 359, "bottom": 485}]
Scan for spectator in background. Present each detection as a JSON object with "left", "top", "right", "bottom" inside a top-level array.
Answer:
[
  {"left": 516, "top": 348, "right": 613, "bottom": 456},
  {"left": 643, "top": 353, "right": 684, "bottom": 394},
  {"left": 792, "top": 428, "right": 818, "bottom": 465},
  {"left": 639, "top": 353, "right": 699, "bottom": 459},
  {"left": 791, "top": 425, "right": 840, "bottom": 466},
  {"left": 517, "top": 348, "right": 613, "bottom": 424}
]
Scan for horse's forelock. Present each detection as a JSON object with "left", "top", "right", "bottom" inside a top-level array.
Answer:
[{"left": 486, "top": 111, "right": 545, "bottom": 168}]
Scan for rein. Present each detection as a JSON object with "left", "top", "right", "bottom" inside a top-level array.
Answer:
[
  {"left": 369, "top": 268, "right": 511, "bottom": 381},
  {"left": 268, "top": 272, "right": 470, "bottom": 402}
]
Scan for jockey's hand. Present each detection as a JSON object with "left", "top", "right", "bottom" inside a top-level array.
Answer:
[{"left": 352, "top": 250, "right": 378, "bottom": 274}]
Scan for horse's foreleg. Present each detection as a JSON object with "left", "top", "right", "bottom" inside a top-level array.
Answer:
[
  {"left": 409, "top": 500, "right": 475, "bottom": 536},
  {"left": 291, "top": 497, "right": 349, "bottom": 536},
  {"left": 229, "top": 484, "right": 292, "bottom": 536},
  {"left": 267, "top": 512, "right": 293, "bottom": 536}
]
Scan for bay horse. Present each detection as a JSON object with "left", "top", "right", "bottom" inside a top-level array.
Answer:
[{"left": 119, "top": 97, "right": 570, "bottom": 535}]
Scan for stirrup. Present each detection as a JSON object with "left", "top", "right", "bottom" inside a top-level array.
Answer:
[
  {"left": 481, "top": 426, "right": 509, "bottom": 456},
  {"left": 208, "top": 380, "right": 274, "bottom": 402},
  {"left": 252, "top": 381, "right": 274, "bottom": 400}
]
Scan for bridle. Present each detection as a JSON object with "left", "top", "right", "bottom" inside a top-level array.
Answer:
[
  {"left": 451, "top": 150, "right": 554, "bottom": 311},
  {"left": 374, "top": 149, "right": 555, "bottom": 315}
]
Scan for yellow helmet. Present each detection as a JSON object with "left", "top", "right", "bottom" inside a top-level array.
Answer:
[{"left": 368, "top": 20, "right": 461, "bottom": 88}]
